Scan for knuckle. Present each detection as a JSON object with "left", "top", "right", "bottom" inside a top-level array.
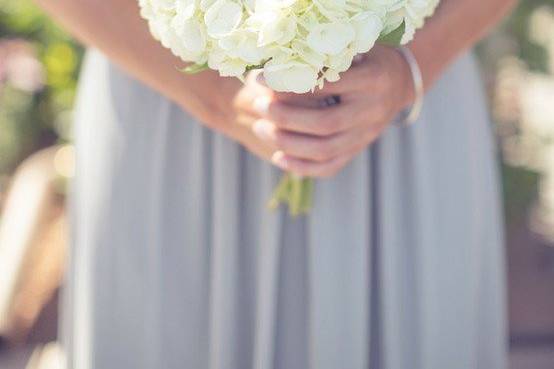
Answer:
[
  {"left": 362, "top": 129, "right": 377, "bottom": 145},
  {"left": 269, "top": 106, "right": 290, "bottom": 128},
  {"left": 268, "top": 102, "right": 292, "bottom": 128},
  {"left": 272, "top": 130, "right": 289, "bottom": 149},
  {"left": 327, "top": 138, "right": 343, "bottom": 158},
  {"left": 312, "top": 143, "right": 334, "bottom": 162},
  {"left": 364, "top": 101, "right": 386, "bottom": 123},
  {"left": 368, "top": 68, "right": 389, "bottom": 90},
  {"left": 335, "top": 116, "right": 350, "bottom": 132},
  {"left": 376, "top": 101, "right": 392, "bottom": 121},
  {"left": 353, "top": 107, "right": 369, "bottom": 125},
  {"left": 317, "top": 123, "right": 335, "bottom": 136},
  {"left": 317, "top": 115, "right": 340, "bottom": 135},
  {"left": 360, "top": 60, "right": 377, "bottom": 81},
  {"left": 373, "top": 69, "right": 387, "bottom": 86}
]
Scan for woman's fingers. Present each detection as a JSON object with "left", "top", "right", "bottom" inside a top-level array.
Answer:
[
  {"left": 251, "top": 118, "right": 387, "bottom": 178},
  {"left": 272, "top": 131, "right": 376, "bottom": 178},
  {"left": 253, "top": 96, "right": 338, "bottom": 135},
  {"left": 310, "top": 51, "right": 386, "bottom": 96},
  {"left": 253, "top": 96, "right": 381, "bottom": 136},
  {"left": 252, "top": 119, "right": 366, "bottom": 162},
  {"left": 271, "top": 151, "right": 352, "bottom": 178},
  {"left": 271, "top": 139, "right": 369, "bottom": 178},
  {"left": 240, "top": 47, "right": 407, "bottom": 178}
]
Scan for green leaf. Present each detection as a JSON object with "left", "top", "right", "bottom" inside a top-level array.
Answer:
[
  {"left": 179, "top": 63, "right": 209, "bottom": 74},
  {"left": 378, "top": 21, "right": 406, "bottom": 47}
]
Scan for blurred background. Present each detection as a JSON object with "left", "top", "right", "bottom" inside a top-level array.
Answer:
[{"left": 0, "top": 1, "right": 554, "bottom": 368}]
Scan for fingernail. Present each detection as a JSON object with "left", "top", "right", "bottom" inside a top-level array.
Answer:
[
  {"left": 253, "top": 96, "right": 271, "bottom": 115},
  {"left": 252, "top": 120, "right": 272, "bottom": 140},
  {"left": 271, "top": 151, "right": 287, "bottom": 168}
]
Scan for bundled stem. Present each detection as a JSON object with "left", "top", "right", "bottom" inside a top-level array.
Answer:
[{"left": 268, "top": 174, "right": 314, "bottom": 216}]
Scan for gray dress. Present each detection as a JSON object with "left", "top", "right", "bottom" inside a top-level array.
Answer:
[{"left": 63, "top": 49, "right": 507, "bottom": 369}]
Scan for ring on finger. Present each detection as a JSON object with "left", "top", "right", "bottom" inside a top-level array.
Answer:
[{"left": 319, "top": 95, "right": 341, "bottom": 108}]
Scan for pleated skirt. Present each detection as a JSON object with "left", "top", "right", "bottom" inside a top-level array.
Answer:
[{"left": 63, "top": 49, "right": 507, "bottom": 369}]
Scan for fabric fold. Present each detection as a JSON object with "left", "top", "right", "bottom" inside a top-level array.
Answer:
[
  {"left": 308, "top": 151, "right": 372, "bottom": 369},
  {"left": 65, "top": 49, "right": 507, "bottom": 369}
]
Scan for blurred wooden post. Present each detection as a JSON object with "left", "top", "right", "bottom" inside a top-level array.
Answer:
[
  {"left": 0, "top": 146, "right": 70, "bottom": 344},
  {"left": 25, "top": 342, "right": 66, "bottom": 369}
]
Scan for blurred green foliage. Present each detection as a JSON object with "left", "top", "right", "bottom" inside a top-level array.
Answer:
[
  {"left": 0, "top": 0, "right": 82, "bottom": 180},
  {"left": 495, "top": 1, "right": 554, "bottom": 225},
  {"left": 507, "top": 0, "right": 554, "bottom": 73}
]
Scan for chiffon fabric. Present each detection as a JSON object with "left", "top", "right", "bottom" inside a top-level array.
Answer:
[{"left": 63, "top": 49, "right": 507, "bottom": 369}]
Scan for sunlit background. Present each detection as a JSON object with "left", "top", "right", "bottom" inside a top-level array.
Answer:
[{"left": 1, "top": 1, "right": 554, "bottom": 368}]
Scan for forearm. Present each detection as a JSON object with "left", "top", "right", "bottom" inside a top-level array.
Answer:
[
  {"left": 34, "top": 0, "right": 224, "bottom": 127},
  {"left": 411, "top": 0, "right": 517, "bottom": 91}
]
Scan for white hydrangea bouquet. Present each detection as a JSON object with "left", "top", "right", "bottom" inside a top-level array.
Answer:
[{"left": 139, "top": 0, "right": 439, "bottom": 215}]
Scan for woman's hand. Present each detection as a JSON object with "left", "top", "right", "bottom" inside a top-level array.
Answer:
[
  {"left": 201, "top": 72, "right": 281, "bottom": 163},
  {"left": 36, "top": 0, "right": 516, "bottom": 180},
  {"left": 249, "top": 45, "right": 414, "bottom": 178},
  {"left": 32, "top": 0, "right": 310, "bottom": 167}
]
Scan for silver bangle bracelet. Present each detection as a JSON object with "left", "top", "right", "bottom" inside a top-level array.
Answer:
[{"left": 396, "top": 46, "right": 424, "bottom": 125}]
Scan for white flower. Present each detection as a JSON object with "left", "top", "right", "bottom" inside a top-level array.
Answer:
[
  {"left": 291, "top": 40, "right": 326, "bottom": 70},
  {"left": 138, "top": 0, "right": 442, "bottom": 216},
  {"left": 326, "top": 47, "right": 356, "bottom": 73},
  {"left": 171, "top": 18, "right": 207, "bottom": 55},
  {"left": 200, "top": 0, "right": 217, "bottom": 11},
  {"left": 204, "top": 0, "right": 243, "bottom": 37},
  {"left": 255, "top": 0, "right": 298, "bottom": 11},
  {"left": 175, "top": 0, "right": 197, "bottom": 19},
  {"left": 307, "top": 22, "right": 355, "bottom": 55},
  {"left": 217, "top": 58, "right": 248, "bottom": 76},
  {"left": 351, "top": 12, "right": 383, "bottom": 53},
  {"left": 263, "top": 60, "right": 319, "bottom": 93},
  {"left": 139, "top": 0, "right": 440, "bottom": 92},
  {"left": 219, "top": 31, "right": 266, "bottom": 64},
  {"left": 251, "top": 10, "right": 297, "bottom": 46},
  {"left": 314, "top": 0, "right": 349, "bottom": 20}
]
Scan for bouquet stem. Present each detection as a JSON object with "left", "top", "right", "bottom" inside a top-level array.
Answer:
[{"left": 268, "top": 174, "right": 314, "bottom": 216}]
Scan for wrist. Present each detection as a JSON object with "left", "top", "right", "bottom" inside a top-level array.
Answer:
[{"left": 176, "top": 73, "right": 237, "bottom": 133}]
